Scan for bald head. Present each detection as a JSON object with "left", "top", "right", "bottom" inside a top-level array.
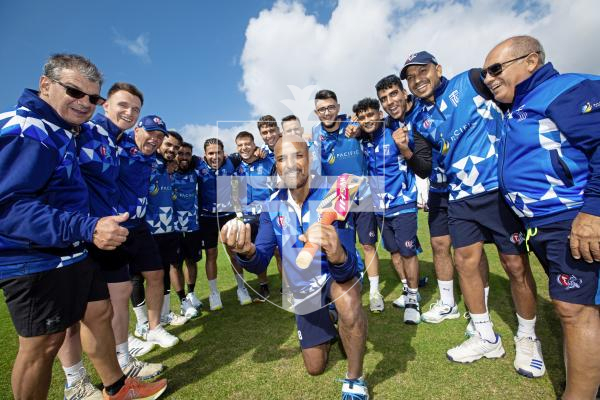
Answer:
[
  {"left": 274, "top": 136, "right": 310, "bottom": 190},
  {"left": 483, "top": 35, "right": 545, "bottom": 104}
]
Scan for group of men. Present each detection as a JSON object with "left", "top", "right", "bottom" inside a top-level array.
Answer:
[{"left": 0, "top": 33, "right": 598, "bottom": 400}]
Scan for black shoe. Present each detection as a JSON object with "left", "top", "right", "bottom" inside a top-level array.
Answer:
[
  {"left": 419, "top": 276, "right": 429, "bottom": 287},
  {"left": 257, "top": 283, "right": 270, "bottom": 301}
]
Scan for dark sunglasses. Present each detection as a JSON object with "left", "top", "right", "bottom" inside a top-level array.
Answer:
[
  {"left": 50, "top": 78, "right": 105, "bottom": 105},
  {"left": 480, "top": 52, "right": 538, "bottom": 79}
]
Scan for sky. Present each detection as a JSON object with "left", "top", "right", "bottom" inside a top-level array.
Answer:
[{"left": 1, "top": 0, "right": 599, "bottom": 153}]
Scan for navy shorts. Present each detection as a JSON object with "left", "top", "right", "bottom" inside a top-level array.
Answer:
[
  {"left": 448, "top": 191, "right": 526, "bottom": 254},
  {"left": 375, "top": 212, "right": 422, "bottom": 256},
  {"left": 176, "top": 230, "right": 203, "bottom": 264},
  {"left": 153, "top": 232, "right": 182, "bottom": 266},
  {"left": 529, "top": 219, "right": 600, "bottom": 305},
  {"left": 351, "top": 212, "right": 378, "bottom": 246},
  {"left": 295, "top": 278, "right": 337, "bottom": 349},
  {"left": 0, "top": 257, "right": 108, "bottom": 337},
  {"left": 199, "top": 214, "right": 235, "bottom": 249},
  {"left": 427, "top": 191, "right": 450, "bottom": 237}
]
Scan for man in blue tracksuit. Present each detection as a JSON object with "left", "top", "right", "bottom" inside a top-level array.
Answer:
[
  {"left": 403, "top": 51, "right": 544, "bottom": 377},
  {"left": 221, "top": 136, "right": 368, "bottom": 400},
  {"left": 0, "top": 54, "right": 166, "bottom": 400},
  {"left": 484, "top": 35, "right": 600, "bottom": 399},
  {"left": 312, "top": 90, "right": 380, "bottom": 314}
]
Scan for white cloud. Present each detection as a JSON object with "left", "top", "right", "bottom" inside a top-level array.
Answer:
[
  {"left": 239, "top": 0, "right": 600, "bottom": 119},
  {"left": 113, "top": 30, "right": 151, "bottom": 63}
]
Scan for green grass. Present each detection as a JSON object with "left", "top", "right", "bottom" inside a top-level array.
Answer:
[{"left": 0, "top": 211, "right": 564, "bottom": 399}]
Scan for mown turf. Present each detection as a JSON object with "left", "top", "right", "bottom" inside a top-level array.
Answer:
[{"left": 0, "top": 212, "right": 564, "bottom": 399}]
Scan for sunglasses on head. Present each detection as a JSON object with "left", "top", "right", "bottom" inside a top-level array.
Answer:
[
  {"left": 50, "top": 78, "right": 105, "bottom": 105},
  {"left": 480, "top": 52, "right": 538, "bottom": 79}
]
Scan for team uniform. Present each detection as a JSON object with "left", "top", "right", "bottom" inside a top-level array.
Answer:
[
  {"left": 0, "top": 89, "right": 108, "bottom": 337},
  {"left": 499, "top": 63, "right": 600, "bottom": 304},
  {"left": 414, "top": 70, "right": 526, "bottom": 254},
  {"left": 172, "top": 168, "right": 202, "bottom": 264},
  {"left": 236, "top": 178, "right": 360, "bottom": 347}
]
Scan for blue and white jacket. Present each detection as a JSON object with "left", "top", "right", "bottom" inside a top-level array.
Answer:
[
  {"left": 116, "top": 130, "right": 154, "bottom": 229},
  {"left": 146, "top": 155, "right": 176, "bottom": 234},
  {"left": 172, "top": 168, "right": 199, "bottom": 232},
  {"left": 499, "top": 62, "right": 600, "bottom": 228},
  {"left": 413, "top": 71, "right": 504, "bottom": 201},
  {"left": 234, "top": 156, "right": 275, "bottom": 215},
  {"left": 78, "top": 113, "right": 121, "bottom": 218},
  {"left": 196, "top": 157, "right": 236, "bottom": 217},
  {"left": 237, "top": 178, "right": 359, "bottom": 313},
  {"left": 0, "top": 89, "right": 97, "bottom": 278}
]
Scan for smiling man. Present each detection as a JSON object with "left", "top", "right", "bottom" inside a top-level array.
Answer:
[{"left": 483, "top": 35, "right": 600, "bottom": 399}]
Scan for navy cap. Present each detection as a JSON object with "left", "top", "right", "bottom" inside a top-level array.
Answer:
[
  {"left": 137, "top": 115, "right": 167, "bottom": 134},
  {"left": 399, "top": 51, "right": 438, "bottom": 80}
]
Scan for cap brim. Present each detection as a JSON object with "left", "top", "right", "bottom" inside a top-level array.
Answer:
[{"left": 400, "top": 62, "right": 429, "bottom": 80}]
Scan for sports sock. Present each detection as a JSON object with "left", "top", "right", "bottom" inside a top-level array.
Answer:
[
  {"left": 176, "top": 290, "right": 186, "bottom": 302},
  {"left": 401, "top": 279, "right": 408, "bottom": 292},
  {"left": 133, "top": 304, "right": 148, "bottom": 326},
  {"left": 406, "top": 287, "right": 419, "bottom": 304},
  {"left": 345, "top": 372, "right": 365, "bottom": 381},
  {"left": 438, "top": 279, "right": 455, "bottom": 306},
  {"left": 161, "top": 294, "right": 171, "bottom": 318},
  {"left": 484, "top": 286, "right": 490, "bottom": 311},
  {"left": 470, "top": 312, "right": 496, "bottom": 342},
  {"left": 368, "top": 275, "right": 379, "bottom": 296},
  {"left": 208, "top": 279, "right": 218, "bottom": 294},
  {"left": 63, "top": 360, "right": 85, "bottom": 387},
  {"left": 104, "top": 375, "right": 126, "bottom": 396},
  {"left": 187, "top": 283, "right": 195, "bottom": 294},
  {"left": 516, "top": 314, "right": 537, "bottom": 339},
  {"left": 235, "top": 273, "right": 245, "bottom": 290},
  {"left": 116, "top": 342, "right": 130, "bottom": 369}
]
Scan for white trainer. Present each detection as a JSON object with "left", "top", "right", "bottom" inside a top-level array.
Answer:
[
  {"left": 133, "top": 322, "right": 149, "bottom": 339},
  {"left": 127, "top": 334, "right": 155, "bottom": 357},
  {"left": 369, "top": 292, "right": 385, "bottom": 313},
  {"left": 161, "top": 311, "right": 188, "bottom": 326},
  {"left": 146, "top": 325, "right": 179, "bottom": 348},
  {"left": 181, "top": 299, "right": 199, "bottom": 319},
  {"left": 421, "top": 299, "right": 460, "bottom": 324},
  {"left": 447, "top": 333, "right": 505, "bottom": 363},
  {"left": 64, "top": 371, "right": 103, "bottom": 400},
  {"left": 237, "top": 286, "right": 252, "bottom": 306},
  {"left": 186, "top": 292, "right": 203, "bottom": 309},
  {"left": 514, "top": 336, "right": 546, "bottom": 378},
  {"left": 209, "top": 291, "right": 223, "bottom": 311},
  {"left": 392, "top": 290, "right": 421, "bottom": 308},
  {"left": 404, "top": 302, "right": 421, "bottom": 325},
  {"left": 122, "top": 356, "right": 164, "bottom": 381}
]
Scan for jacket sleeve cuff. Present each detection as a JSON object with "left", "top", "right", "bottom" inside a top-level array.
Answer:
[
  {"left": 80, "top": 217, "right": 100, "bottom": 243},
  {"left": 581, "top": 195, "right": 600, "bottom": 217},
  {"left": 329, "top": 246, "right": 358, "bottom": 283}
]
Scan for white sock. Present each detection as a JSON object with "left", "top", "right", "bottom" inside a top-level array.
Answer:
[
  {"left": 368, "top": 275, "right": 379, "bottom": 295},
  {"left": 407, "top": 287, "right": 419, "bottom": 304},
  {"left": 484, "top": 286, "right": 490, "bottom": 311},
  {"left": 116, "top": 342, "right": 130, "bottom": 369},
  {"left": 208, "top": 279, "right": 219, "bottom": 294},
  {"left": 470, "top": 312, "right": 496, "bottom": 342},
  {"left": 235, "top": 273, "right": 245, "bottom": 290},
  {"left": 63, "top": 360, "right": 85, "bottom": 387},
  {"left": 516, "top": 314, "right": 537, "bottom": 339},
  {"left": 133, "top": 304, "right": 148, "bottom": 326},
  {"left": 438, "top": 280, "right": 455, "bottom": 307},
  {"left": 401, "top": 279, "right": 408, "bottom": 292},
  {"left": 161, "top": 294, "right": 170, "bottom": 318}
]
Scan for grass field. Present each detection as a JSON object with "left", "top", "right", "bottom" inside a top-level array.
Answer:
[{"left": 0, "top": 212, "right": 564, "bottom": 399}]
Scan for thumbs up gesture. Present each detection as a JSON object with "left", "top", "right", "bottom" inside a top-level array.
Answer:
[{"left": 92, "top": 212, "right": 130, "bottom": 250}]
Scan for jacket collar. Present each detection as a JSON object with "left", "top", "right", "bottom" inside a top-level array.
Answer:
[
  {"left": 18, "top": 89, "right": 81, "bottom": 132},
  {"left": 513, "top": 62, "right": 559, "bottom": 106}
]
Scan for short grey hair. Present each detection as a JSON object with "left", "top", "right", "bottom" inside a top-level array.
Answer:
[
  {"left": 43, "top": 53, "right": 103, "bottom": 86},
  {"left": 507, "top": 35, "right": 546, "bottom": 64}
]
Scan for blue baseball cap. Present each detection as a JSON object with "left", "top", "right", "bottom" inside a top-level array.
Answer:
[
  {"left": 137, "top": 115, "right": 167, "bottom": 134},
  {"left": 400, "top": 51, "right": 438, "bottom": 80}
]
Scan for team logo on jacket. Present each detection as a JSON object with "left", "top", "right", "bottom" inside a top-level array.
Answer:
[
  {"left": 449, "top": 90, "right": 460, "bottom": 107},
  {"left": 510, "top": 232, "right": 525, "bottom": 245},
  {"left": 200, "top": 168, "right": 208, "bottom": 176},
  {"left": 423, "top": 119, "right": 432, "bottom": 129},
  {"left": 557, "top": 274, "right": 582, "bottom": 290},
  {"left": 100, "top": 145, "right": 107, "bottom": 157},
  {"left": 581, "top": 102, "right": 592, "bottom": 113},
  {"left": 277, "top": 215, "right": 287, "bottom": 229},
  {"left": 130, "top": 147, "right": 138, "bottom": 155},
  {"left": 327, "top": 153, "right": 336, "bottom": 164}
]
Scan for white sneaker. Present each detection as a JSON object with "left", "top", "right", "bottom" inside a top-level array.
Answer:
[
  {"left": 127, "top": 334, "right": 155, "bottom": 357},
  {"left": 122, "top": 356, "right": 164, "bottom": 381},
  {"left": 64, "top": 371, "right": 103, "bottom": 400},
  {"left": 133, "top": 322, "right": 149, "bottom": 339},
  {"left": 146, "top": 325, "right": 179, "bottom": 348},
  {"left": 209, "top": 291, "right": 223, "bottom": 311},
  {"left": 237, "top": 286, "right": 252, "bottom": 306},
  {"left": 392, "top": 290, "right": 421, "bottom": 308},
  {"left": 404, "top": 302, "right": 421, "bottom": 325},
  {"left": 514, "top": 336, "right": 546, "bottom": 378},
  {"left": 369, "top": 292, "right": 384, "bottom": 313},
  {"left": 161, "top": 311, "right": 188, "bottom": 326},
  {"left": 447, "top": 332, "right": 505, "bottom": 363},
  {"left": 181, "top": 299, "right": 199, "bottom": 319},
  {"left": 186, "top": 292, "right": 203, "bottom": 309},
  {"left": 421, "top": 299, "right": 460, "bottom": 324}
]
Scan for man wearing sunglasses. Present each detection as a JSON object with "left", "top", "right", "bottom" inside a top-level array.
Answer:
[
  {"left": 0, "top": 54, "right": 167, "bottom": 399},
  {"left": 484, "top": 35, "right": 600, "bottom": 400},
  {"left": 402, "top": 51, "right": 544, "bottom": 378}
]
